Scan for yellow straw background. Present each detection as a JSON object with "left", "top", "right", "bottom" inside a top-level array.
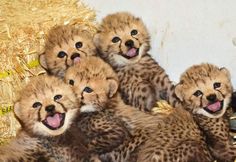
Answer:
[{"left": 0, "top": 0, "right": 96, "bottom": 144}]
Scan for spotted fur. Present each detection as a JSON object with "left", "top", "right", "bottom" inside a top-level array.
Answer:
[
  {"left": 93, "top": 12, "right": 181, "bottom": 111},
  {"left": 65, "top": 56, "right": 213, "bottom": 162},
  {"left": 175, "top": 63, "right": 236, "bottom": 161},
  {"left": 0, "top": 75, "right": 100, "bottom": 162},
  {"left": 39, "top": 25, "right": 96, "bottom": 78}
]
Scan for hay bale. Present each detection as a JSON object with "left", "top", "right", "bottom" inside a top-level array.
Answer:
[{"left": 0, "top": 0, "right": 96, "bottom": 144}]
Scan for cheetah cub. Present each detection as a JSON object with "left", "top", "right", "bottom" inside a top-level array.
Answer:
[
  {"left": 175, "top": 63, "right": 236, "bottom": 161},
  {"left": 65, "top": 56, "right": 132, "bottom": 157},
  {"left": 65, "top": 56, "right": 213, "bottom": 162},
  {"left": 0, "top": 75, "right": 95, "bottom": 162},
  {"left": 94, "top": 12, "right": 180, "bottom": 111},
  {"left": 39, "top": 25, "right": 96, "bottom": 78}
]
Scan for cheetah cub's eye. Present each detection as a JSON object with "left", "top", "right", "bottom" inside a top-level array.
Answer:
[
  {"left": 57, "top": 51, "right": 67, "bottom": 58},
  {"left": 75, "top": 42, "right": 83, "bottom": 49},
  {"left": 32, "top": 102, "right": 42, "bottom": 108},
  {"left": 83, "top": 87, "right": 93, "bottom": 93},
  {"left": 213, "top": 82, "right": 221, "bottom": 89},
  {"left": 131, "top": 29, "right": 138, "bottom": 36},
  {"left": 112, "top": 37, "right": 120, "bottom": 43},
  {"left": 54, "top": 94, "right": 62, "bottom": 101},
  {"left": 193, "top": 90, "right": 203, "bottom": 97},
  {"left": 69, "top": 79, "right": 74, "bottom": 86}
]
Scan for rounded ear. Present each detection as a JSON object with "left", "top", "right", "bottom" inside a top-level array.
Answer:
[
  {"left": 220, "top": 67, "right": 231, "bottom": 78},
  {"left": 107, "top": 79, "right": 118, "bottom": 98},
  {"left": 174, "top": 84, "right": 184, "bottom": 101},
  {"left": 13, "top": 101, "right": 25, "bottom": 126},
  {"left": 38, "top": 52, "right": 48, "bottom": 70},
  {"left": 93, "top": 33, "right": 100, "bottom": 47},
  {"left": 13, "top": 101, "right": 21, "bottom": 119}
]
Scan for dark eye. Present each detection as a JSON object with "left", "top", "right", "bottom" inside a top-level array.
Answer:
[
  {"left": 75, "top": 42, "right": 83, "bottom": 49},
  {"left": 131, "top": 29, "right": 138, "bottom": 35},
  {"left": 112, "top": 37, "right": 120, "bottom": 43},
  {"left": 54, "top": 94, "right": 62, "bottom": 101},
  {"left": 32, "top": 102, "right": 42, "bottom": 108},
  {"left": 57, "top": 51, "right": 67, "bottom": 58},
  {"left": 83, "top": 87, "right": 93, "bottom": 93},
  {"left": 213, "top": 82, "right": 221, "bottom": 89},
  {"left": 69, "top": 79, "right": 74, "bottom": 86},
  {"left": 193, "top": 90, "right": 203, "bottom": 97}
]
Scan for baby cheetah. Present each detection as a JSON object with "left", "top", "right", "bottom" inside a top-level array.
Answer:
[
  {"left": 65, "top": 56, "right": 213, "bottom": 162},
  {"left": 39, "top": 25, "right": 96, "bottom": 78},
  {"left": 94, "top": 12, "right": 180, "bottom": 111},
  {"left": 175, "top": 63, "right": 236, "bottom": 161},
  {"left": 0, "top": 75, "right": 98, "bottom": 162}
]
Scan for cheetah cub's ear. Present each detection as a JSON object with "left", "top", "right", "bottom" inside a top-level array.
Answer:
[
  {"left": 220, "top": 67, "right": 231, "bottom": 78},
  {"left": 38, "top": 52, "right": 48, "bottom": 71},
  {"left": 13, "top": 101, "right": 24, "bottom": 126},
  {"left": 174, "top": 83, "right": 184, "bottom": 102},
  {"left": 107, "top": 78, "right": 118, "bottom": 98},
  {"left": 93, "top": 33, "right": 100, "bottom": 48},
  {"left": 13, "top": 101, "right": 21, "bottom": 119}
]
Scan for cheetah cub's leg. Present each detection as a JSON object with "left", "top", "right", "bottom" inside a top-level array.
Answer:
[
  {"left": 101, "top": 129, "right": 149, "bottom": 162},
  {"left": 137, "top": 140, "right": 213, "bottom": 162},
  {"left": 151, "top": 71, "right": 182, "bottom": 108},
  {"left": 120, "top": 79, "right": 156, "bottom": 111}
]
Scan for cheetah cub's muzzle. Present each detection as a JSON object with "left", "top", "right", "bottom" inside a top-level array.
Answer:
[
  {"left": 41, "top": 104, "right": 66, "bottom": 130},
  {"left": 122, "top": 39, "right": 139, "bottom": 59},
  {"left": 203, "top": 93, "right": 224, "bottom": 115}
]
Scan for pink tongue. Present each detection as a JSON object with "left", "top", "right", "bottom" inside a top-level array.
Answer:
[
  {"left": 73, "top": 57, "right": 80, "bottom": 64},
  {"left": 207, "top": 101, "right": 221, "bottom": 112},
  {"left": 46, "top": 113, "right": 61, "bottom": 128},
  {"left": 126, "top": 48, "right": 137, "bottom": 57}
]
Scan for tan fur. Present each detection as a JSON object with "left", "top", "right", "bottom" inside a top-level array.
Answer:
[
  {"left": 66, "top": 56, "right": 132, "bottom": 157},
  {"left": 65, "top": 56, "right": 213, "bottom": 162},
  {"left": 14, "top": 75, "right": 79, "bottom": 137},
  {"left": 175, "top": 63, "right": 236, "bottom": 161},
  {"left": 0, "top": 75, "right": 100, "bottom": 162},
  {"left": 0, "top": 131, "right": 56, "bottom": 162},
  {"left": 39, "top": 25, "right": 96, "bottom": 78},
  {"left": 94, "top": 12, "right": 180, "bottom": 111}
]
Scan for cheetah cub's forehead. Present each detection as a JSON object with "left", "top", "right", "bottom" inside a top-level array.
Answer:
[
  {"left": 179, "top": 63, "right": 231, "bottom": 85},
  {"left": 98, "top": 12, "right": 147, "bottom": 33},
  {"left": 39, "top": 25, "right": 96, "bottom": 78},
  {"left": 65, "top": 57, "right": 119, "bottom": 113},
  {"left": 94, "top": 12, "right": 150, "bottom": 67},
  {"left": 14, "top": 75, "right": 79, "bottom": 137},
  {"left": 175, "top": 63, "right": 233, "bottom": 118},
  {"left": 66, "top": 56, "right": 118, "bottom": 81}
]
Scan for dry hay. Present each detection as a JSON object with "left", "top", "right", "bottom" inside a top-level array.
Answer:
[{"left": 0, "top": 0, "right": 96, "bottom": 144}]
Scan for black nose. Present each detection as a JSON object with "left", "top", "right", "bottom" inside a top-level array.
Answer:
[
  {"left": 45, "top": 105, "right": 55, "bottom": 112},
  {"left": 206, "top": 94, "right": 217, "bottom": 102},
  {"left": 125, "top": 40, "right": 134, "bottom": 48},
  {"left": 70, "top": 53, "right": 80, "bottom": 60}
]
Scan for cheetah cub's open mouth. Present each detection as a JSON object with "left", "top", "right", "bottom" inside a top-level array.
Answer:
[
  {"left": 42, "top": 113, "right": 65, "bottom": 130},
  {"left": 204, "top": 101, "right": 224, "bottom": 114},
  {"left": 124, "top": 47, "right": 139, "bottom": 59},
  {"left": 71, "top": 53, "right": 81, "bottom": 64}
]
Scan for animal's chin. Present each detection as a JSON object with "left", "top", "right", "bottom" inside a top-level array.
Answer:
[
  {"left": 121, "top": 47, "right": 139, "bottom": 59},
  {"left": 203, "top": 100, "right": 224, "bottom": 115},
  {"left": 42, "top": 113, "right": 65, "bottom": 130}
]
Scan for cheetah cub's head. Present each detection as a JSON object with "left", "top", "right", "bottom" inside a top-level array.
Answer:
[
  {"left": 175, "top": 63, "right": 233, "bottom": 118},
  {"left": 94, "top": 12, "right": 150, "bottom": 67},
  {"left": 39, "top": 25, "right": 96, "bottom": 78},
  {"left": 14, "top": 75, "right": 79, "bottom": 136},
  {"left": 65, "top": 56, "right": 118, "bottom": 113}
]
